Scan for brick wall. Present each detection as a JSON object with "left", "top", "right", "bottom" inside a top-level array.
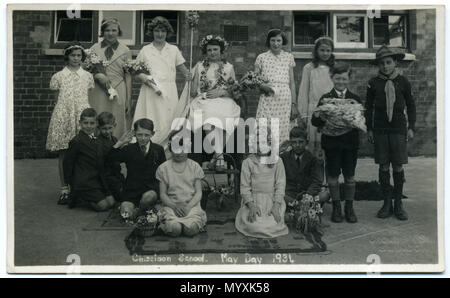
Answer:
[{"left": 12, "top": 9, "right": 437, "bottom": 158}]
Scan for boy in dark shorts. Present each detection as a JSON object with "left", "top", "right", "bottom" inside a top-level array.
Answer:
[
  {"left": 64, "top": 108, "right": 115, "bottom": 211},
  {"left": 108, "top": 118, "right": 166, "bottom": 219},
  {"left": 365, "top": 46, "right": 416, "bottom": 221},
  {"left": 311, "top": 63, "right": 361, "bottom": 223}
]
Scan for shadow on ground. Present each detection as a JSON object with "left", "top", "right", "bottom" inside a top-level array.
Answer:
[{"left": 12, "top": 157, "right": 438, "bottom": 268}]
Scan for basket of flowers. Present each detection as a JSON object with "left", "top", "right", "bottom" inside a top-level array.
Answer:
[
  {"left": 286, "top": 193, "right": 324, "bottom": 236},
  {"left": 314, "top": 98, "right": 367, "bottom": 136},
  {"left": 134, "top": 209, "right": 159, "bottom": 238}
]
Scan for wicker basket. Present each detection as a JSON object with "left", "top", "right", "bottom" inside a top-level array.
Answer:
[{"left": 137, "top": 224, "right": 157, "bottom": 238}]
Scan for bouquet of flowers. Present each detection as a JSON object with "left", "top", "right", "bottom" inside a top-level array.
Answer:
[
  {"left": 239, "top": 71, "right": 270, "bottom": 95},
  {"left": 123, "top": 60, "right": 162, "bottom": 96},
  {"left": 287, "top": 193, "right": 324, "bottom": 236},
  {"left": 84, "top": 49, "right": 118, "bottom": 101},
  {"left": 314, "top": 98, "right": 367, "bottom": 136},
  {"left": 207, "top": 184, "right": 234, "bottom": 211}
]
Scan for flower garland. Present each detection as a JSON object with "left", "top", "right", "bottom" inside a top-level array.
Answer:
[
  {"left": 199, "top": 58, "right": 228, "bottom": 93},
  {"left": 199, "top": 35, "right": 229, "bottom": 51}
]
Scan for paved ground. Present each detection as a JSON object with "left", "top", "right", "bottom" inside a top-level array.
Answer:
[{"left": 11, "top": 157, "right": 440, "bottom": 271}]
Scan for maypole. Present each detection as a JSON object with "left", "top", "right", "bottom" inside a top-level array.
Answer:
[{"left": 186, "top": 11, "right": 200, "bottom": 100}]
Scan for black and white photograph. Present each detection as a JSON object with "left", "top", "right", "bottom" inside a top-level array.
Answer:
[{"left": 5, "top": 2, "right": 445, "bottom": 274}]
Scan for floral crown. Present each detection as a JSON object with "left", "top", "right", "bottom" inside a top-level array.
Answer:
[
  {"left": 314, "top": 36, "right": 334, "bottom": 45},
  {"left": 64, "top": 45, "right": 85, "bottom": 55},
  {"left": 199, "top": 35, "right": 229, "bottom": 51}
]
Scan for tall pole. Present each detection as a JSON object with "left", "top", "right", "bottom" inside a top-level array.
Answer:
[{"left": 188, "top": 26, "right": 193, "bottom": 101}]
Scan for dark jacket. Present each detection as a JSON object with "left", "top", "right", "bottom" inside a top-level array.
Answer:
[
  {"left": 365, "top": 75, "right": 416, "bottom": 134},
  {"left": 64, "top": 131, "right": 109, "bottom": 194},
  {"left": 107, "top": 142, "right": 166, "bottom": 195},
  {"left": 311, "top": 88, "right": 361, "bottom": 150},
  {"left": 281, "top": 150, "right": 323, "bottom": 196},
  {"left": 98, "top": 134, "right": 124, "bottom": 184}
]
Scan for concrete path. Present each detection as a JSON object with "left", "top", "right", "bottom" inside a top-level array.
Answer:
[{"left": 11, "top": 157, "right": 439, "bottom": 270}]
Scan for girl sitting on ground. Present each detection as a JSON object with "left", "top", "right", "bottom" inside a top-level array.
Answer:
[{"left": 156, "top": 131, "right": 207, "bottom": 237}]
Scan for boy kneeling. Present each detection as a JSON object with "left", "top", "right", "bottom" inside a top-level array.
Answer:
[
  {"left": 109, "top": 119, "right": 166, "bottom": 219},
  {"left": 64, "top": 108, "right": 115, "bottom": 211}
]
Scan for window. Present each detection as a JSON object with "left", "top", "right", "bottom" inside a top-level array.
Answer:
[
  {"left": 333, "top": 13, "right": 368, "bottom": 48},
  {"left": 292, "top": 11, "right": 409, "bottom": 51},
  {"left": 142, "top": 11, "right": 179, "bottom": 44},
  {"left": 224, "top": 25, "right": 249, "bottom": 42},
  {"left": 98, "top": 11, "right": 136, "bottom": 46},
  {"left": 373, "top": 15, "right": 407, "bottom": 48},
  {"left": 54, "top": 10, "right": 94, "bottom": 43},
  {"left": 293, "top": 13, "right": 328, "bottom": 45}
]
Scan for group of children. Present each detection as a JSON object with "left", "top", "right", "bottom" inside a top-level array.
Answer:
[{"left": 45, "top": 32, "right": 415, "bottom": 239}]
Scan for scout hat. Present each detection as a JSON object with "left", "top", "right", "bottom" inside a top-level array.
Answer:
[{"left": 371, "top": 45, "right": 405, "bottom": 65}]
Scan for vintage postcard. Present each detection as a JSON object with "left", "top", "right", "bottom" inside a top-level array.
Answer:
[{"left": 6, "top": 2, "right": 445, "bottom": 274}]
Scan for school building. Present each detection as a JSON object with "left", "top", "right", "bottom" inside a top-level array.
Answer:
[{"left": 12, "top": 8, "right": 437, "bottom": 158}]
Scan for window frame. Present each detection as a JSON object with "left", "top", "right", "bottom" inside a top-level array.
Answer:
[
  {"left": 371, "top": 13, "right": 409, "bottom": 49},
  {"left": 52, "top": 10, "right": 98, "bottom": 48},
  {"left": 291, "top": 10, "right": 411, "bottom": 52},
  {"left": 332, "top": 12, "right": 369, "bottom": 49},
  {"left": 140, "top": 11, "right": 180, "bottom": 45},
  {"left": 98, "top": 11, "right": 137, "bottom": 46},
  {"left": 292, "top": 11, "right": 330, "bottom": 47}
]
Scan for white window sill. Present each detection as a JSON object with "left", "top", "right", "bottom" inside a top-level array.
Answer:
[
  {"left": 292, "top": 52, "right": 416, "bottom": 61},
  {"left": 44, "top": 48, "right": 141, "bottom": 56},
  {"left": 44, "top": 49, "right": 416, "bottom": 61}
]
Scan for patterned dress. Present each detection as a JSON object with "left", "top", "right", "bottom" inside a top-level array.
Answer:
[
  {"left": 46, "top": 67, "right": 94, "bottom": 151},
  {"left": 255, "top": 50, "right": 296, "bottom": 145},
  {"left": 297, "top": 62, "right": 334, "bottom": 158}
]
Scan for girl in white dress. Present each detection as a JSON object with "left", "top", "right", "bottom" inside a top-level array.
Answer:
[
  {"left": 297, "top": 36, "right": 335, "bottom": 159},
  {"left": 188, "top": 35, "right": 241, "bottom": 170},
  {"left": 235, "top": 129, "right": 289, "bottom": 238},
  {"left": 133, "top": 16, "right": 192, "bottom": 146}
]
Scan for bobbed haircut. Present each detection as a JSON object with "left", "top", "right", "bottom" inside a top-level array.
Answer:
[
  {"left": 133, "top": 118, "right": 154, "bottom": 132},
  {"left": 145, "top": 16, "right": 174, "bottom": 40},
  {"left": 265, "top": 29, "right": 288, "bottom": 48},
  {"left": 201, "top": 39, "right": 226, "bottom": 55},
  {"left": 99, "top": 19, "right": 123, "bottom": 37},
  {"left": 63, "top": 43, "right": 87, "bottom": 62}
]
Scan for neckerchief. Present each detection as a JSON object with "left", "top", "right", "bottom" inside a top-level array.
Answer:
[
  {"left": 378, "top": 69, "right": 400, "bottom": 122},
  {"left": 101, "top": 39, "right": 119, "bottom": 61}
]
